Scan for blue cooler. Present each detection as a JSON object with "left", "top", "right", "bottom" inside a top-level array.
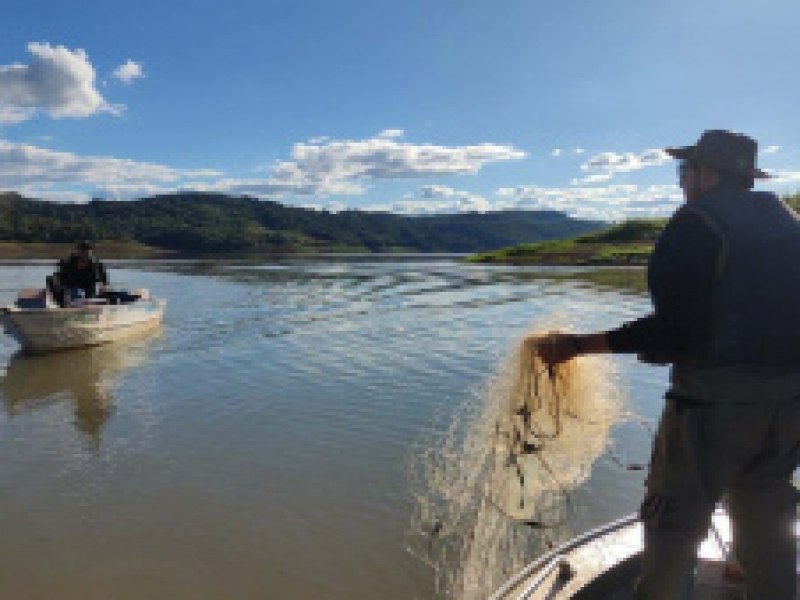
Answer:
[{"left": 15, "top": 289, "right": 49, "bottom": 309}]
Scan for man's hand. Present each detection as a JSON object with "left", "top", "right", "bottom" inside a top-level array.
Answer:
[{"left": 531, "top": 333, "right": 581, "bottom": 366}]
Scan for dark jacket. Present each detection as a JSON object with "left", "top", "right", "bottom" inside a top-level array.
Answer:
[
  {"left": 607, "top": 184, "right": 800, "bottom": 368},
  {"left": 56, "top": 255, "right": 109, "bottom": 298},
  {"left": 687, "top": 187, "right": 800, "bottom": 367}
]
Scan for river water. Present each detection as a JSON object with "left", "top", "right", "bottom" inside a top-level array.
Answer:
[{"left": 0, "top": 258, "right": 667, "bottom": 600}]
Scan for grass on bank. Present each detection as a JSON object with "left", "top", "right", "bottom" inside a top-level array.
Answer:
[
  {"left": 0, "top": 241, "right": 174, "bottom": 259},
  {"left": 468, "top": 219, "right": 665, "bottom": 265}
]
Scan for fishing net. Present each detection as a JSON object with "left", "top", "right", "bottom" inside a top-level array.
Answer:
[{"left": 408, "top": 326, "right": 624, "bottom": 599}]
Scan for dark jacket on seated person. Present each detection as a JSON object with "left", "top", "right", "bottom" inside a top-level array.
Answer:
[{"left": 55, "top": 254, "right": 109, "bottom": 299}]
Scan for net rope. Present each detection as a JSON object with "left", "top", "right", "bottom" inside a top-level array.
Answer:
[{"left": 408, "top": 327, "right": 626, "bottom": 599}]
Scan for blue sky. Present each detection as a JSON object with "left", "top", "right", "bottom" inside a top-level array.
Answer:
[{"left": 1, "top": 0, "right": 799, "bottom": 220}]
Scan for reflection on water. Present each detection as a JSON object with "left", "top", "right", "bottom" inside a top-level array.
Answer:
[
  {"left": 1, "top": 328, "right": 161, "bottom": 447},
  {"left": 0, "top": 259, "right": 661, "bottom": 600},
  {"left": 134, "top": 258, "right": 648, "bottom": 295},
  {"left": 531, "top": 267, "right": 647, "bottom": 294}
]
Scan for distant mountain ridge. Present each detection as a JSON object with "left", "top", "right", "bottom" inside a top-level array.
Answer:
[{"left": 0, "top": 191, "right": 603, "bottom": 254}]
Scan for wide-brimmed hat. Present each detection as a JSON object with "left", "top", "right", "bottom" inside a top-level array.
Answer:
[{"left": 666, "top": 129, "right": 770, "bottom": 179}]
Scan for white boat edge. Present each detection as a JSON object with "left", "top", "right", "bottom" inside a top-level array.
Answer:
[
  {"left": 491, "top": 506, "right": 800, "bottom": 599},
  {"left": 1, "top": 297, "right": 165, "bottom": 354}
]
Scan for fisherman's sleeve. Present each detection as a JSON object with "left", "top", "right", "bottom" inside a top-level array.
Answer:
[
  {"left": 98, "top": 262, "right": 109, "bottom": 286},
  {"left": 603, "top": 209, "right": 722, "bottom": 362},
  {"left": 56, "top": 259, "right": 71, "bottom": 285}
]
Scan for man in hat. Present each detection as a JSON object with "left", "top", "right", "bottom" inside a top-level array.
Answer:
[
  {"left": 535, "top": 130, "right": 800, "bottom": 599},
  {"left": 50, "top": 241, "right": 109, "bottom": 306}
]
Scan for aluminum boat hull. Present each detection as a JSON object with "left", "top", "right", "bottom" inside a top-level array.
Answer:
[
  {"left": 492, "top": 508, "right": 799, "bottom": 599},
  {"left": 1, "top": 299, "right": 165, "bottom": 354}
]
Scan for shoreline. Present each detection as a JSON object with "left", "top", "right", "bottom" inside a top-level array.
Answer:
[
  {"left": 467, "top": 242, "right": 654, "bottom": 266},
  {"left": 0, "top": 242, "right": 175, "bottom": 260},
  {"left": 0, "top": 243, "right": 476, "bottom": 261},
  {"left": 0, "top": 240, "right": 654, "bottom": 265}
]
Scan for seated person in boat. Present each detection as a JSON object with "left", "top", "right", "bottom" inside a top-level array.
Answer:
[{"left": 48, "top": 241, "right": 109, "bottom": 306}]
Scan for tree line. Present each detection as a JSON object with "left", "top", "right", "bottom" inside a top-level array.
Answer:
[{"left": 0, "top": 192, "right": 602, "bottom": 253}]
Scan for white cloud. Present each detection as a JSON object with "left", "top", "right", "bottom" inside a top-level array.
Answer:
[
  {"left": 571, "top": 172, "right": 613, "bottom": 185},
  {"left": 377, "top": 129, "right": 404, "bottom": 139},
  {"left": 0, "top": 139, "right": 219, "bottom": 197},
  {"left": 574, "top": 148, "right": 586, "bottom": 155},
  {"left": 15, "top": 185, "right": 94, "bottom": 204},
  {"left": 0, "top": 129, "right": 692, "bottom": 220},
  {"left": 364, "top": 181, "right": 683, "bottom": 219},
  {"left": 0, "top": 135, "right": 686, "bottom": 219},
  {"left": 217, "top": 131, "right": 526, "bottom": 198},
  {"left": 550, "top": 148, "right": 562, "bottom": 157},
  {"left": 572, "top": 148, "right": 670, "bottom": 184},
  {"left": 0, "top": 106, "right": 35, "bottom": 125},
  {"left": 419, "top": 184, "right": 491, "bottom": 212},
  {"left": 382, "top": 199, "right": 457, "bottom": 214},
  {"left": 0, "top": 42, "right": 120, "bottom": 123},
  {"left": 496, "top": 182, "right": 682, "bottom": 221},
  {"left": 356, "top": 185, "right": 493, "bottom": 214},
  {"left": 112, "top": 59, "right": 145, "bottom": 84},
  {"left": 762, "top": 145, "right": 781, "bottom": 155}
]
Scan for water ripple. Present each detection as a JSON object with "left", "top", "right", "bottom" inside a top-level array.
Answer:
[{"left": 0, "top": 259, "right": 656, "bottom": 600}]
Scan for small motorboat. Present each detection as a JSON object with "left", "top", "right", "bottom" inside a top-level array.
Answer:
[
  {"left": 1, "top": 288, "right": 165, "bottom": 354},
  {"left": 491, "top": 507, "right": 800, "bottom": 599}
]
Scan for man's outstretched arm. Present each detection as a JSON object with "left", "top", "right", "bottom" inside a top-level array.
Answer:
[{"left": 534, "top": 209, "right": 722, "bottom": 366}]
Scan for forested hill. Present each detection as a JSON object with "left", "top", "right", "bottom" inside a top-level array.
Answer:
[{"left": 0, "top": 191, "right": 602, "bottom": 254}]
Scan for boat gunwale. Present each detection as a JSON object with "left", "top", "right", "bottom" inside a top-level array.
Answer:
[
  {"left": 2, "top": 298, "right": 165, "bottom": 316},
  {"left": 1, "top": 293, "right": 165, "bottom": 354},
  {"left": 488, "top": 513, "right": 640, "bottom": 600},
  {"left": 492, "top": 507, "right": 800, "bottom": 599}
]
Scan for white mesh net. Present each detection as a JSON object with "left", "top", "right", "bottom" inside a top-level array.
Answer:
[{"left": 408, "top": 327, "right": 625, "bottom": 599}]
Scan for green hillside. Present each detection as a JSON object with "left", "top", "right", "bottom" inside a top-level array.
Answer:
[
  {"left": 469, "top": 218, "right": 665, "bottom": 265},
  {"left": 0, "top": 191, "right": 601, "bottom": 256}
]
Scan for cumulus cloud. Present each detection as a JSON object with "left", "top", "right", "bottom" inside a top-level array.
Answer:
[
  {"left": 363, "top": 181, "right": 683, "bottom": 219},
  {"left": 416, "top": 184, "right": 491, "bottom": 212},
  {"left": 0, "top": 139, "right": 219, "bottom": 200},
  {"left": 761, "top": 145, "right": 781, "bottom": 155},
  {"left": 112, "top": 59, "right": 145, "bottom": 84},
  {"left": 572, "top": 148, "right": 670, "bottom": 184},
  {"left": 0, "top": 42, "right": 120, "bottom": 123},
  {"left": 496, "top": 182, "right": 682, "bottom": 221},
  {"left": 574, "top": 147, "right": 586, "bottom": 155},
  {"left": 217, "top": 131, "right": 526, "bottom": 198},
  {"left": 0, "top": 128, "right": 524, "bottom": 204},
  {"left": 550, "top": 148, "right": 562, "bottom": 157},
  {"left": 352, "top": 185, "right": 494, "bottom": 214}
]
